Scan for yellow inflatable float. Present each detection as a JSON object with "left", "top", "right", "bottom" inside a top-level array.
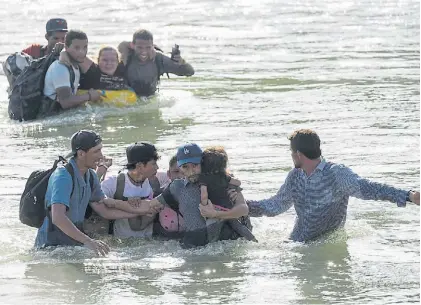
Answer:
[{"left": 78, "top": 89, "right": 138, "bottom": 107}]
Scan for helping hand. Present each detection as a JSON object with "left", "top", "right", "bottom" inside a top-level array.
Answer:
[{"left": 199, "top": 200, "right": 218, "bottom": 218}]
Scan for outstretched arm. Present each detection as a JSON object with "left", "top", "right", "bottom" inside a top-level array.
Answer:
[
  {"left": 247, "top": 170, "right": 296, "bottom": 217},
  {"left": 335, "top": 165, "right": 420, "bottom": 206}
]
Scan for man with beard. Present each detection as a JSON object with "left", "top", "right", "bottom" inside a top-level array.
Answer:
[
  {"left": 247, "top": 129, "right": 420, "bottom": 242},
  {"left": 41, "top": 30, "right": 101, "bottom": 115},
  {"left": 103, "top": 143, "right": 249, "bottom": 248}
]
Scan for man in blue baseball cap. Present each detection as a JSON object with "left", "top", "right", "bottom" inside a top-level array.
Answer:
[
  {"left": 176, "top": 143, "right": 203, "bottom": 183},
  {"left": 104, "top": 142, "right": 250, "bottom": 248}
]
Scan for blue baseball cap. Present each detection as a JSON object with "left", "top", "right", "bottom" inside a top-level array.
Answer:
[{"left": 176, "top": 143, "right": 202, "bottom": 167}]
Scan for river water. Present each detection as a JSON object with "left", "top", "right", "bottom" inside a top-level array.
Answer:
[{"left": 0, "top": 0, "right": 419, "bottom": 304}]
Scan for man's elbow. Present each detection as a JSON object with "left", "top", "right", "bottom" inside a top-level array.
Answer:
[
  {"left": 58, "top": 99, "right": 72, "bottom": 109},
  {"left": 51, "top": 212, "right": 65, "bottom": 226}
]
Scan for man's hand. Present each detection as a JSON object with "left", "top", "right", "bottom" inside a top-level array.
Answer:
[
  {"left": 228, "top": 189, "right": 239, "bottom": 202},
  {"left": 118, "top": 41, "right": 131, "bottom": 65},
  {"left": 84, "top": 238, "right": 110, "bottom": 256},
  {"left": 52, "top": 42, "right": 65, "bottom": 55},
  {"left": 172, "top": 54, "right": 186, "bottom": 64},
  {"left": 127, "top": 198, "right": 163, "bottom": 214},
  {"left": 409, "top": 191, "right": 420, "bottom": 205},
  {"left": 88, "top": 89, "right": 102, "bottom": 102},
  {"left": 199, "top": 200, "right": 218, "bottom": 218},
  {"left": 59, "top": 50, "right": 71, "bottom": 67},
  {"left": 96, "top": 157, "right": 112, "bottom": 180}
]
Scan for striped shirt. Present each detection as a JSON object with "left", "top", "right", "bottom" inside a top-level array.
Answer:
[{"left": 247, "top": 159, "right": 408, "bottom": 242}]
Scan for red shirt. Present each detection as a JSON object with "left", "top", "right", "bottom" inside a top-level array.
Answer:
[{"left": 22, "top": 44, "right": 47, "bottom": 59}]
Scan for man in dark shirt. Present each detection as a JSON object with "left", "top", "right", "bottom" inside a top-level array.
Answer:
[
  {"left": 22, "top": 18, "right": 68, "bottom": 59},
  {"left": 118, "top": 29, "right": 195, "bottom": 96}
]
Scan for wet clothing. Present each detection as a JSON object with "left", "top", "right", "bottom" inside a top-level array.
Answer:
[
  {"left": 79, "top": 63, "right": 127, "bottom": 90},
  {"left": 198, "top": 173, "right": 238, "bottom": 209},
  {"left": 248, "top": 159, "right": 409, "bottom": 242},
  {"left": 156, "top": 178, "right": 249, "bottom": 248},
  {"left": 125, "top": 52, "right": 194, "bottom": 96},
  {"left": 34, "top": 158, "right": 104, "bottom": 248}
]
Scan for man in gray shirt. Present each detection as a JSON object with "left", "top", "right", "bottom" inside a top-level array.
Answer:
[
  {"left": 109, "top": 143, "right": 249, "bottom": 248},
  {"left": 247, "top": 129, "right": 420, "bottom": 242},
  {"left": 118, "top": 29, "right": 194, "bottom": 96}
]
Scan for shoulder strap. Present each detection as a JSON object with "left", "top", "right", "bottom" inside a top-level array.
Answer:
[
  {"left": 114, "top": 172, "right": 126, "bottom": 200},
  {"left": 66, "top": 65, "right": 75, "bottom": 92},
  {"left": 64, "top": 162, "right": 75, "bottom": 198},
  {"left": 154, "top": 52, "right": 169, "bottom": 80},
  {"left": 88, "top": 169, "right": 95, "bottom": 190}
]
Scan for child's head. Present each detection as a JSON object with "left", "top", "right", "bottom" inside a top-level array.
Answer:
[{"left": 201, "top": 146, "right": 228, "bottom": 174}]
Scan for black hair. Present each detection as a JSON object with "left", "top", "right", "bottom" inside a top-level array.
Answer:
[
  {"left": 288, "top": 129, "right": 322, "bottom": 159},
  {"left": 65, "top": 30, "right": 88, "bottom": 47}
]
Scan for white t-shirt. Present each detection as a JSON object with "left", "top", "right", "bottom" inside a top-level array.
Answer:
[
  {"left": 43, "top": 60, "right": 80, "bottom": 100},
  {"left": 101, "top": 173, "right": 154, "bottom": 238}
]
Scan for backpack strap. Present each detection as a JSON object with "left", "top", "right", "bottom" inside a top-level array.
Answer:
[
  {"left": 47, "top": 159, "right": 75, "bottom": 231},
  {"left": 66, "top": 65, "right": 75, "bottom": 92},
  {"left": 154, "top": 52, "right": 169, "bottom": 81},
  {"left": 84, "top": 169, "right": 96, "bottom": 219},
  {"left": 64, "top": 162, "right": 75, "bottom": 198},
  {"left": 108, "top": 172, "right": 126, "bottom": 235},
  {"left": 114, "top": 172, "right": 126, "bottom": 200}
]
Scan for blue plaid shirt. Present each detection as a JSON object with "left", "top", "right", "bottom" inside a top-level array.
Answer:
[{"left": 247, "top": 159, "right": 408, "bottom": 242}]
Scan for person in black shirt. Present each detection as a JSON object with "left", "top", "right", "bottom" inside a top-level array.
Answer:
[
  {"left": 60, "top": 46, "right": 129, "bottom": 90},
  {"left": 198, "top": 146, "right": 257, "bottom": 242}
]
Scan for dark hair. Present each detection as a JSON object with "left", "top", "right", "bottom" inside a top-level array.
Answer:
[
  {"left": 132, "top": 29, "right": 153, "bottom": 43},
  {"left": 288, "top": 129, "right": 321, "bottom": 159},
  {"left": 169, "top": 155, "right": 177, "bottom": 168},
  {"left": 65, "top": 30, "right": 88, "bottom": 47},
  {"left": 126, "top": 150, "right": 160, "bottom": 170},
  {"left": 201, "top": 146, "right": 229, "bottom": 175},
  {"left": 98, "top": 46, "right": 119, "bottom": 61}
]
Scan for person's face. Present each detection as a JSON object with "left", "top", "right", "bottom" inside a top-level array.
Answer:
[
  {"left": 66, "top": 39, "right": 88, "bottom": 63},
  {"left": 139, "top": 159, "right": 159, "bottom": 179},
  {"left": 179, "top": 163, "right": 201, "bottom": 182},
  {"left": 98, "top": 50, "right": 118, "bottom": 76},
  {"left": 167, "top": 163, "right": 183, "bottom": 180},
  {"left": 291, "top": 147, "right": 302, "bottom": 169},
  {"left": 131, "top": 39, "right": 154, "bottom": 62},
  {"left": 78, "top": 143, "right": 104, "bottom": 169},
  {"left": 46, "top": 31, "right": 66, "bottom": 50}
]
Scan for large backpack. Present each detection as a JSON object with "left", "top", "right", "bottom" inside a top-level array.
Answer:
[
  {"left": 19, "top": 156, "right": 94, "bottom": 228},
  {"left": 2, "top": 52, "right": 33, "bottom": 88},
  {"left": 7, "top": 53, "right": 75, "bottom": 121}
]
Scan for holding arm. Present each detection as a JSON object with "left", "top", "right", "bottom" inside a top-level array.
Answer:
[{"left": 246, "top": 170, "right": 297, "bottom": 217}]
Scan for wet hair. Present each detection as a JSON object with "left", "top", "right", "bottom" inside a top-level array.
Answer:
[
  {"left": 201, "top": 146, "right": 229, "bottom": 175},
  {"left": 132, "top": 29, "right": 153, "bottom": 43},
  {"left": 97, "top": 46, "right": 119, "bottom": 62},
  {"left": 169, "top": 155, "right": 177, "bottom": 168},
  {"left": 288, "top": 129, "right": 322, "bottom": 159},
  {"left": 65, "top": 30, "right": 88, "bottom": 47}
]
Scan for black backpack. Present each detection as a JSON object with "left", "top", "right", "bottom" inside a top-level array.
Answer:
[
  {"left": 8, "top": 53, "right": 75, "bottom": 121},
  {"left": 19, "top": 156, "right": 94, "bottom": 228}
]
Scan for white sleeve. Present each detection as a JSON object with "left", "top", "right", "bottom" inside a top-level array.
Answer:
[
  {"left": 51, "top": 63, "right": 72, "bottom": 89},
  {"left": 101, "top": 175, "right": 117, "bottom": 198}
]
